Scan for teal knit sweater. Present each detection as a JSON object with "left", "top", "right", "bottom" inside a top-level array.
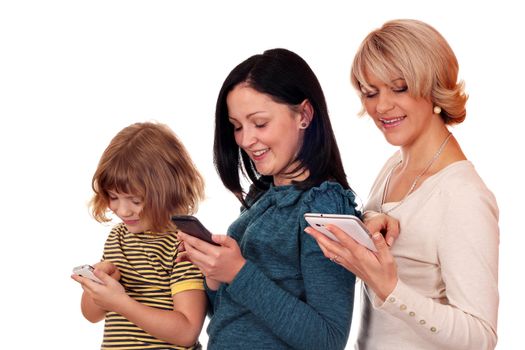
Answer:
[{"left": 206, "top": 181, "right": 358, "bottom": 349}]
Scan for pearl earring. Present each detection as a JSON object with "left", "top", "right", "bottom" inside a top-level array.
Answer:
[{"left": 433, "top": 106, "right": 442, "bottom": 114}]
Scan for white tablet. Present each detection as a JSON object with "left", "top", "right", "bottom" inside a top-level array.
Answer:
[{"left": 304, "top": 213, "right": 377, "bottom": 252}]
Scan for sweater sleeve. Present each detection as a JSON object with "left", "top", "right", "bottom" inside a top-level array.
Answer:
[
  {"left": 204, "top": 279, "right": 217, "bottom": 317},
  {"left": 224, "top": 187, "right": 357, "bottom": 350},
  {"left": 373, "top": 182, "right": 499, "bottom": 349}
]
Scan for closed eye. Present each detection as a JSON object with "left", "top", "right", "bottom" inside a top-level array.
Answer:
[
  {"left": 363, "top": 91, "right": 378, "bottom": 99},
  {"left": 393, "top": 86, "right": 408, "bottom": 93}
]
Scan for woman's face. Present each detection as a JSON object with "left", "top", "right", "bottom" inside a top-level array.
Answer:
[
  {"left": 226, "top": 84, "right": 306, "bottom": 186},
  {"left": 361, "top": 70, "right": 435, "bottom": 148}
]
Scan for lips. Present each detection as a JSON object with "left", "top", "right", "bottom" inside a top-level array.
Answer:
[
  {"left": 124, "top": 219, "right": 140, "bottom": 226},
  {"left": 251, "top": 148, "right": 269, "bottom": 161},
  {"left": 379, "top": 116, "right": 405, "bottom": 128}
]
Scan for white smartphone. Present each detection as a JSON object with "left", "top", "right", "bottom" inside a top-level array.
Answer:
[
  {"left": 304, "top": 213, "right": 377, "bottom": 252},
  {"left": 72, "top": 264, "right": 103, "bottom": 284}
]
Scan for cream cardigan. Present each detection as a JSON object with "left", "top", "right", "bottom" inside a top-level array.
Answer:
[{"left": 356, "top": 154, "right": 499, "bottom": 350}]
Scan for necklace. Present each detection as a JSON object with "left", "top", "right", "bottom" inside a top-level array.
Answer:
[{"left": 379, "top": 132, "right": 452, "bottom": 214}]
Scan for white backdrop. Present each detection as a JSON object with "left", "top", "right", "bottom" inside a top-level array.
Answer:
[{"left": 0, "top": 1, "right": 522, "bottom": 349}]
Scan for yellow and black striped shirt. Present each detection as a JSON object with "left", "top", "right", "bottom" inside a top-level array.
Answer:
[{"left": 101, "top": 223, "right": 204, "bottom": 350}]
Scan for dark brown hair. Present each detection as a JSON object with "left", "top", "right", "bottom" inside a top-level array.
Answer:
[{"left": 214, "top": 48, "right": 350, "bottom": 206}]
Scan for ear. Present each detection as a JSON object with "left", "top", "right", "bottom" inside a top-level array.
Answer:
[{"left": 297, "top": 99, "right": 314, "bottom": 129}]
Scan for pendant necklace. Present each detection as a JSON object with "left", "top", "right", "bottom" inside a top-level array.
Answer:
[{"left": 379, "top": 132, "right": 452, "bottom": 214}]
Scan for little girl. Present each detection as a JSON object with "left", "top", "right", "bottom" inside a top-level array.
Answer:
[{"left": 72, "top": 122, "right": 207, "bottom": 350}]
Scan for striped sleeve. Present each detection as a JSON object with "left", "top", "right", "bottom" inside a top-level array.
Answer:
[{"left": 170, "top": 261, "right": 204, "bottom": 295}]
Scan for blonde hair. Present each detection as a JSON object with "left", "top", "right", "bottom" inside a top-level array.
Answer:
[
  {"left": 90, "top": 122, "right": 205, "bottom": 232},
  {"left": 351, "top": 19, "right": 468, "bottom": 124}
]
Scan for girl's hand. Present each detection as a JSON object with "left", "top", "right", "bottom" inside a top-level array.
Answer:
[
  {"left": 93, "top": 260, "right": 121, "bottom": 280},
  {"left": 305, "top": 224, "right": 398, "bottom": 302},
  {"left": 362, "top": 211, "right": 400, "bottom": 247},
  {"left": 177, "top": 231, "right": 246, "bottom": 285},
  {"left": 73, "top": 269, "right": 130, "bottom": 313}
]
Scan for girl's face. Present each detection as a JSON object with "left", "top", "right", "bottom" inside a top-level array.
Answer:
[
  {"left": 107, "top": 190, "right": 150, "bottom": 233},
  {"left": 226, "top": 84, "right": 307, "bottom": 186},
  {"left": 361, "top": 70, "right": 435, "bottom": 148}
]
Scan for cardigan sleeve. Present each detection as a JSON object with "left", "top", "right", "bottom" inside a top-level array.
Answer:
[
  {"left": 373, "top": 182, "right": 499, "bottom": 349},
  {"left": 224, "top": 187, "right": 357, "bottom": 350}
]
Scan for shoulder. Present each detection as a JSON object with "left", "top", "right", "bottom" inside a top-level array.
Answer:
[
  {"left": 301, "top": 181, "right": 359, "bottom": 215},
  {"left": 433, "top": 161, "right": 497, "bottom": 208},
  {"left": 108, "top": 222, "right": 127, "bottom": 237},
  {"left": 430, "top": 161, "right": 499, "bottom": 240}
]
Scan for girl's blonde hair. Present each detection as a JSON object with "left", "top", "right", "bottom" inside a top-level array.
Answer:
[
  {"left": 90, "top": 122, "right": 205, "bottom": 232},
  {"left": 351, "top": 19, "right": 468, "bottom": 124}
]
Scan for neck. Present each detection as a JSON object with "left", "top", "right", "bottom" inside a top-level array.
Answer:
[
  {"left": 273, "top": 165, "right": 310, "bottom": 186},
  {"left": 399, "top": 127, "right": 452, "bottom": 171}
]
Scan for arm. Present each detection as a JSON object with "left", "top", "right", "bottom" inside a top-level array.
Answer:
[
  {"left": 179, "top": 221, "right": 355, "bottom": 350},
  {"left": 305, "top": 223, "right": 397, "bottom": 301},
  {"left": 376, "top": 185, "right": 499, "bottom": 349},
  {"left": 174, "top": 236, "right": 220, "bottom": 316},
  {"left": 180, "top": 184, "right": 357, "bottom": 349},
  {"left": 71, "top": 260, "right": 121, "bottom": 323},
  {"left": 83, "top": 269, "right": 207, "bottom": 347},
  {"left": 226, "top": 232, "right": 355, "bottom": 350},
  {"left": 77, "top": 281, "right": 106, "bottom": 323},
  {"left": 308, "top": 183, "right": 499, "bottom": 349}
]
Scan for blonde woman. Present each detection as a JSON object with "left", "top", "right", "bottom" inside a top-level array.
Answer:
[{"left": 306, "top": 19, "right": 499, "bottom": 349}]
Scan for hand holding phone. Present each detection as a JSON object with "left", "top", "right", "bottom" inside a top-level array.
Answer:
[
  {"left": 304, "top": 213, "right": 377, "bottom": 252},
  {"left": 72, "top": 264, "right": 103, "bottom": 284},
  {"left": 172, "top": 215, "right": 219, "bottom": 246}
]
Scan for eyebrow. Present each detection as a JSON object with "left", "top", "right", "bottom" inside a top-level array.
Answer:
[
  {"left": 228, "top": 111, "right": 267, "bottom": 122},
  {"left": 391, "top": 78, "right": 406, "bottom": 84}
]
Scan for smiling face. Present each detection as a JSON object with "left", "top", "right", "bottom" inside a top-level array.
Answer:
[
  {"left": 360, "top": 70, "right": 436, "bottom": 148},
  {"left": 107, "top": 190, "right": 150, "bottom": 233},
  {"left": 226, "top": 84, "right": 307, "bottom": 186}
]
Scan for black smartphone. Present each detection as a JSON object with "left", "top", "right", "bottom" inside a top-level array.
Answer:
[{"left": 172, "top": 215, "right": 219, "bottom": 246}]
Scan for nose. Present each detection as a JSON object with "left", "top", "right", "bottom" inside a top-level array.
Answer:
[
  {"left": 236, "top": 126, "right": 257, "bottom": 149},
  {"left": 376, "top": 91, "right": 394, "bottom": 114},
  {"left": 114, "top": 202, "right": 133, "bottom": 218}
]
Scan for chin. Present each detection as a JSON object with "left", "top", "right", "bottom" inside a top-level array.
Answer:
[
  {"left": 382, "top": 133, "right": 406, "bottom": 147},
  {"left": 254, "top": 166, "right": 273, "bottom": 177}
]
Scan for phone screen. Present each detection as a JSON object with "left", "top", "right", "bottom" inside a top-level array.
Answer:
[
  {"left": 72, "top": 264, "right": 103, "bottom": 284},
  {"left": 304, "top": 213, "right": 377, "bottom": 251},
  {"left": 172, "top": 215, "right": 219, "bottom": 245}
]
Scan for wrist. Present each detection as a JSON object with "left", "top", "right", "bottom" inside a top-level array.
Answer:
[
  {"left": 362, "top": 210, "right": 379, "bottom": 221},
  {"left": 112, "top": 293, "right": 133, "bottom": 315},
  {"left": 205, "top": 277, "right": 220, "bottom": 291},
  {"left": 374, "top": 277, "right": 398, "bottom": 302},
  {"left": 227, "top": 258, "right": 246, "bottom": 284}
]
